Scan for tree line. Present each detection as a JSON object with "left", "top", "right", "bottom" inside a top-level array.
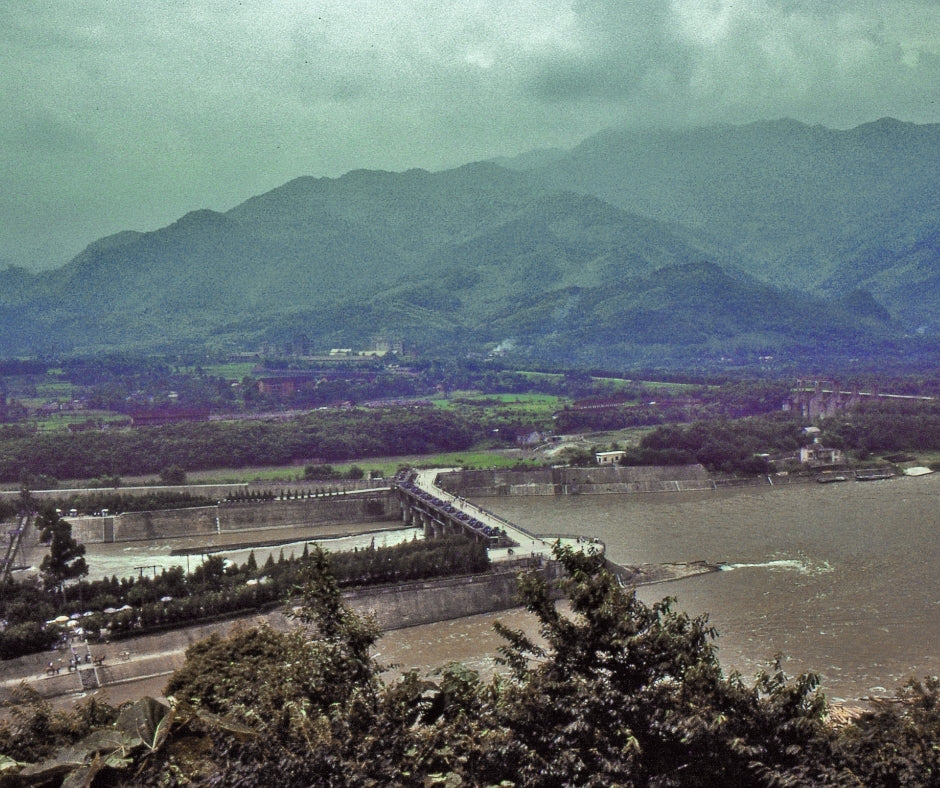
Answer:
[
  {"left": 0, "top": 408, "right": 481, "bottom": 483},
  {"left": 5, "top": 391, "right": 940, "bottom": 487},
  {"left": 39, "top": 490, "right": 218, "bottom": 516}
]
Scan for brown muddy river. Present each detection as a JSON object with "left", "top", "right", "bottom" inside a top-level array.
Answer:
[{"left": 379, "top": 474, "right": 939, "bottom": 702}]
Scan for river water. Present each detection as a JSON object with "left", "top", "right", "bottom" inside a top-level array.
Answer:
[{"left": 455, "top": 474, "right": 939, "bottom": 702}]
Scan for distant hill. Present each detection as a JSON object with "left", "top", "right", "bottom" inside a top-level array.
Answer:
[
  {"left": 532, "top": 118, "right": 940, "bottom": 324},
  {"left": 1, "top": 118, "right": 936, "bottom": 368}
]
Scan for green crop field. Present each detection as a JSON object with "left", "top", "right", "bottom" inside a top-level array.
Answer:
[
  {"left": 166, "top": 449, "right": 538, "bottom": 486},
  {"left": 196, "top": 362, "right": 258, "bottom": 379},
  {"left": 432, "top": 391, "right": 565, "bottom": 413}
]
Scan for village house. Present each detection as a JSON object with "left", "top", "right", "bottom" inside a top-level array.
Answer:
[{"left": 799, "top": 443, "right": 845, "bottom": 467}]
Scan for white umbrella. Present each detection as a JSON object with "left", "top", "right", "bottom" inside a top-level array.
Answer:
[{"left": 54, "top": 615, "right": 70, "bottom": 624}]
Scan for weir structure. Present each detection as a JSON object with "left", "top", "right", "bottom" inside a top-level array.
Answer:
[{"left": 394, "top": 470, "right": 518, "bottom": 549}]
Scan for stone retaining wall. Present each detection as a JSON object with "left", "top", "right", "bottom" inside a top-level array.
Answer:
[
  {"left": 439, "top": 465, "right": 713, "bottom": 496},
  {"left": 68, "top": 492, "right": 398, "bottom": 544},
  {"left": 344, "top": 560, "right": 563, "bottom": 631}
]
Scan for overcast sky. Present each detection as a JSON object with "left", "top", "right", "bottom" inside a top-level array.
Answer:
[{"left": 3, "top": 1, "right": 938, "bottom": 270}]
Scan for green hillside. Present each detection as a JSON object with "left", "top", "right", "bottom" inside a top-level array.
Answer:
[{"left": 0, "top": 118, "right": 935, "bottom": 368}]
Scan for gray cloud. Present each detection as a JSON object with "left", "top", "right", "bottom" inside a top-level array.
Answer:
[{"left": 2, "top": 0, "right": 938, "bottom": 269}]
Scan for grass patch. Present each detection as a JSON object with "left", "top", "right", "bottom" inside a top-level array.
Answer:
[
  {"left": 112, "top": 449, "right": 541, "bottom": 488},
  {"left": 411, "top": 450, "right": 539, "bottom": 470},
  {"left": 32, "top": 382, "right": 74, "bottom": 397},
  {"left": 33, "top": 411, "right": 129, "bottom": 432},
  {"left": 431, "top": 391, "right": 565, "bottom": 424}
]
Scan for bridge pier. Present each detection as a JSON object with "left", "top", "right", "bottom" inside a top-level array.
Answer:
[
  {"left": 400, "top": 499, "right": 418, "bottom": 526},
  {"left": 420, "top": 512, "right": 444, "bottom": 539}
]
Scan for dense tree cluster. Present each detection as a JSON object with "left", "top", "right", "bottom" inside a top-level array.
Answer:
[
  {"left": 553, "top": 380, "right": 793, "bottom": 434},
  {"left": 1, "top": 545, "right": 936, "bottom": 786},
  {"left": 0, "top": 408, "right": 481, "bottom": 483},
  {"left": 637, "top": 414, "right": 805, "bottom": 474},
  {"left": 35, "top": 509, "right": 87, "bottom": 602},
  {"left": 820, "top": 399, "right": 940, "bottom": 456}
]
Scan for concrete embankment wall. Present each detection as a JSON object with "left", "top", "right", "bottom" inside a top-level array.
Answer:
[
  {"left": 345, "top": 560, "right": 564, "bottom": 631},
  {"left": 0, "top": 478, "right": 386, "bottom": 502},
  {"left": 440, "top": 466, "right": 819, "bottom": 497},
  {"left": 69, "top": 492, "right": 398, "bottom": 544},
  {"left": 440, "top": 465, "right": 714, "bottom": 497}
]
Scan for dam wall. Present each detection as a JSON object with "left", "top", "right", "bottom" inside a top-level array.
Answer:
[
  {"left": 439, "top": 465, "right": 713, "bottom": 497},
  {"left": 68, "top": 491, "right": 398, "bottom": 544}
]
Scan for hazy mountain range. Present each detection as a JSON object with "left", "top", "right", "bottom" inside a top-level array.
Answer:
[{"left": 1, "top": 117, "right": 937, "bottom": 369}]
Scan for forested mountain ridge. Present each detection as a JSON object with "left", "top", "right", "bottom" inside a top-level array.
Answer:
[
  {"left": 528, "top": 117, "right": 940, "bottom": 327},
  {"left": 1, "top": 118, "right": 935, "bottom": 367}
]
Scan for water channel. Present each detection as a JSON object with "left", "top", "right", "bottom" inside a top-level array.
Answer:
[{"left": 458, "top": 473, "right": 940, "bottom": 702}]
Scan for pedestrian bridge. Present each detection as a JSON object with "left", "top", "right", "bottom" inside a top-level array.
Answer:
[
  {"left": 394, "top": 470, "right": 520, "bottom": 549},
  {"left": 394, "top": 468, "right": 605, "bottom": 566}
]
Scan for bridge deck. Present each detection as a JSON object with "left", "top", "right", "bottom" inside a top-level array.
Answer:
[{"left": 397, "top": 469, "right": 571, "bottom": 563}]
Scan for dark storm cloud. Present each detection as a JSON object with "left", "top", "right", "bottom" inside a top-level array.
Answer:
[{"left": 2, "top": 0, "right": 937, "bottom": 269}]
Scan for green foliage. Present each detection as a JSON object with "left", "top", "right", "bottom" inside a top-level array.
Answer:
[
  {"left": 43, "top": 489, "right": 217, "bottom": 515},
  {"left": 819, "top": 676, "right": 940, "bottom": 784},
  {"left": 303, "top": 463, "right": 339, "bottom": 480},
  {"left": 0, "top": 621, "right": 57, "bottom": 660},
  {"left": 0, "top": 690, "right": 117, "bottom": 764},
  {"left": 167, "top": 546, "right": 381, "bottom": 742},
  {"left": 820, "top": 399, "right": 940, "bottom": 455},
  {"left": 37, "top": 508, "right": 87, "bottom": 598},
  {"left": 0, "top": 407, "right": 482, "bottom": 483},
  {"left": 640, "top": 413, "right": 803, "bottom": 473},
  {"left": 485, "top": 545, "right": 826, "bottom": 786},
  {"left": 159, "top": 465, "right": 187, "bottom": 485}
]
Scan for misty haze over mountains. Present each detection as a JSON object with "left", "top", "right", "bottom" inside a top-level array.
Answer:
[{"left": 1, "top": 118, "right": 937, "bottom": 369}]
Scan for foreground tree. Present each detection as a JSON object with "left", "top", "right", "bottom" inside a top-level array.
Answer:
[
  {"left": 37, "top": 508, "right": 87, "bottom": 603},
  {"left": 479, "top": 546, "right": 829, "bottom": 786}
]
